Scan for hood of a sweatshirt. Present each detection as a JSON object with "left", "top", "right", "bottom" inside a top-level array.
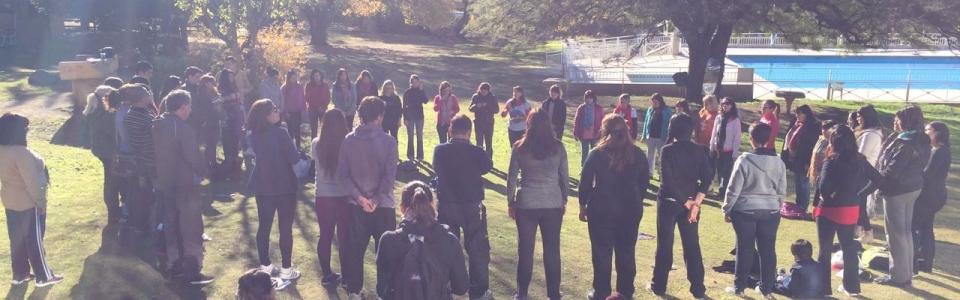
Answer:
[
  {"left": 351, "top": 123, "right": 387, "bottom": 140},
  {"left": 742, "top": 149, "right": 783, "bottom": 180}
]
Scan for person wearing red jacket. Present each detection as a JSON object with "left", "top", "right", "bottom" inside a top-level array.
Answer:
[
  {"left": 433, "top": 81, "right": 460, "bottom": 144},
  {"left": 613, "top": 94, "right": 638, "bottom": 140},
  {"left": 573, "top": 90, "right": 606, "bottom": 166},
  {"left": 304, "top": 69, "right": 331, "bottom": 139}
]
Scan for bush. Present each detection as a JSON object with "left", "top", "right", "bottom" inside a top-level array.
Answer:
[{"left": 253, "top": 23, "right": 308, "bottom": 80}]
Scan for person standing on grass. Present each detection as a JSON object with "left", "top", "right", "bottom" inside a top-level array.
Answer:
[
  {"left": 332, "top": 69, "right": 358, "bottom": 127},
  {"left": 219, "top": 69, "right": 244, "bottom": 180},
  {"left": 759, "top": 100, "right": 780, "bottom": 150},
  {"left": 721, "top": 122, "right": 787, "bottom": 299},
  {"left": 122, "top": 83, "right": 160, "bottom": 240},
  {"left": 433, "top": 81, "right": 460, "bottom": 144},
  {"left": 709, "top": 98, "right": 742, "bottom": 197},
  {"left": 195, "top": 75, "right": 223, "bottom": 169},
  {"left": 181, "top": 67, "right": 204, "bottom": 130},
  {"left": 376, "top": 181, "right": 470, "bottom": 300},
  {"left": 696, "top": 96, "right": 719, "bottom": 147},
  {"left": 573, "top": 90, "right": 605, "bottom": 166},
  {"left": 380, "top": 80, "right": 403, "bottom": 141},
  {"left": 86, "top": 79, "right": 124, "bottom": 223},
  {"left": 403, "top": 74, "right": 429, "bottom": 161},
  {"left": 914, "top": 121, "right": 951, "bottom": 274},
  {"left": 152, "top": 91, "right": 214, "bottom": 285},
  {"left": 579, "top": 114, "right": 649, "bottom": 300},
  {"left": 875, "top": 105, "right": 930, "bottom": 286},
  {"left": 782, "top": 105, "right": 820, "bottom": 216},
  {"left": 311, "top": 109, "right": 350, "bottom": 288},
  {"left": 674, "top": 99, "right": 699, "bottom": 139},
  {"left": 305, "top": 69, "right": 331, "bottom": 140},
  {"left": 259, "top": 67, "right": 284, "bottom": 112},
  {"left": 0, "top": 113, "right": 66, "bottom": 287},
  {"left": 613, "top": 94, "right": 638, "bottom": 141},
  {"left": 355, "top": 71, "right": 378, "bottom": 107},
  {"left": 506, "top": 108, "right": 568, "bottom": 300},
  {"left": 855, "top": 105, "right": 884, "bottom": 243},
  {"left": 469, "top": 82, "right": 498, "bottom": 158},
  {"left": 501, "top": 86, "right": 533, "bottom": 147},
  {"left": 337, "top": 96, "right": 399, "bottom": 300},
  {"left": 281, "top": 70, "right": 306, "bottom": 149},
  {"left": 433, "top": 115, "right": 494, "bottom": 300},
  {"left": 641, "top": 93, "right": 673, "bottom": 177},
  {"left": 542, "top": 84, "right": 567, "bottom": 141},
  {"left": 648, "top": 114, "right": 712, "bottom": 299},
  {"left": 245, "top": 99, "right": 303, "bottom": 282},
  {"left": 814, "top": 124, "right": 884, "bottom": 296},
  {"left": 225, "top": 56, "right": 252, "bottom": 106},
  {"left": 809, "top": 120, "right": 840, "bottom": 206}
]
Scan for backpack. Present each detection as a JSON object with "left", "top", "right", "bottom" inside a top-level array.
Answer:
[
  {"left": 780, "top": 202, "right": 807, "bottom": 219},
  {"left": 385, "top": 231, "right": 446, "bottom": 300},
  {"left": 861, "top": 246, "right": 890, "bottom": 271}
]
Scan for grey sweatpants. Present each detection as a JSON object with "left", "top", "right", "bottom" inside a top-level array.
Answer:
[
  {"left": 163, "top": 185, "right": 205, "bottom": 271},
  {"left": 882, "top": 189, "right": 920, "bottom": 283}
]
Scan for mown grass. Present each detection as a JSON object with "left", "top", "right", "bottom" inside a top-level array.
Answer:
[{"left": 1, "top": 31, "right": 959, "bottom": 300}]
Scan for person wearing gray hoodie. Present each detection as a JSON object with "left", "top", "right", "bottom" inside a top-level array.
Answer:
[
  {"left": 722, "top": 122, "right": 787, "bottom": 297},
  {"left": 337, "top": 96, "right": 399, "bottom": 298}
]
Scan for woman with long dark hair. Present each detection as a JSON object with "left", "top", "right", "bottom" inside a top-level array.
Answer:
[
  {"left": 855, "top": 105, "right": 884, "bottom": 243},
  {"left": 506, "top": 108, "right": 568, "bottom": 300},
  {"left": 469, "top": 82, "right": 498, "bottom": 157},
  {"left": 814, "top": 124, "right": 883, "bottom": 296},
  {"left": 281, "top": 70, "right": 306, "bottom": 149},
  {"left": 332, "top": 69, "right": 358, "bottom": 126},
  {"left": 573, "top": 90, "right": 606, "bottom": 166},
  {"left": 355, "top": 70, "right": 378, "bottom": 102},
  {"left": 641, "top": 93, "right": 673, "bottom": 176},
  {"left": 914, "top": 121, "right": 950, "bottom": 273},
  {"left": 875, "top": 105, "right": 930, "bottom": 285},
  {"left": 649, "top": 114, "right": 712, "bottom": 299},
  {"left": 305, "top": 69, "right": 331, "bottom": 139},
  {"left": 782, "top": 105, "right": 820, "bottom": 216},
  {"left": 245, "top": 100, "right": 302, "bottom": 281},
  {"left": 219, "top": 69, "right": 244, "bottom": 179},
  {"left": 759, "top": 100, "right": 780, "bottom": 149},
  {"left": 501, "top": 86, "right": 532, "bottom": 146},
  {"left": 579, "top": 115, "right": 649, "bottom": 300},
  {"left": 311, "top": 109, "right": 350, "bottom": 287},
  {"left": 709, "top": 97, "right": 742, "bottom": 196},
  {"left": 0, "top": 113, "right": 65, "bottom": 287}
]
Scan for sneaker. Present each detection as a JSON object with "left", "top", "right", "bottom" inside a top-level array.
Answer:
[
  {"left": 202, "top": 233, "right": 213, "bottom": 241},
  {"left": 11, "top": 274, "right": 34, "bottom": 285},
  {"left": 189, "top": 274, "right": 215, "bottom": 285},
  {"left": 34, "top": 275, "right": 65, "bottom": 287},
  {"left": 645, "top": 283, "right": 666, "bottom": 299},
  {"left": 280, "top": 267, "right": 301, "bottom": 280},
  {"left": 347, "top": 292, "right": 364, "bottom": 300},
  {"left": 649, "top": 263, "right": 677, "bottom": 270},
  {"left": 755, "top": 286, "right": 775, "bottom": 299},
  {"left": 471, "top": 290, "right": 494, "bottom": 300},
  {"left": 512, "top": 293, "right": 528, "bottom": 300},
  {"left": 320, "top": 273, "right": 342, "bottom": 287},
  {"left": 260, "top": 264, "right": 277, "bottom": 276},
  {"left": 857, "top": 229, "right": 874, "bottom": 244},
  {"left": 874, "top": 275, "right": 911, "bottom": 286},
  {"left": 724, "top": 286, "right": 745, "bottom": 296},
  {"left": 838, "top": 285, "right": 859, "bottom": 297},
  {"left": 272, "top": 278, "right": 291, "bottom": 291}
]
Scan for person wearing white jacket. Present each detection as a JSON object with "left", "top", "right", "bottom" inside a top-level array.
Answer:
[{"left": 855, "top": 105, "right": 884, "bottom": 243}]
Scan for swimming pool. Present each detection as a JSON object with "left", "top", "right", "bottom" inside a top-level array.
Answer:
[{"left": 729, "top": 55, "right": 960, "bottom": 89}]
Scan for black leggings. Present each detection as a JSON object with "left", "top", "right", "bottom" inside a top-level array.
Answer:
[
  {"left": 857, "top": 194, "right": 872, "bottom": 230},
  {"left": 508, "top": 130, "right": 525, "bottom": 147},
  {"left": 256, "top": 194, "right": 297, "bottom": 268},
  {"left": 286, "top": 112, "right": 303, "bottom": 149}
]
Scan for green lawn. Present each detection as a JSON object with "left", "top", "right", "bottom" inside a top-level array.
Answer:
[{"left": 2, "top": 31, "right": 960, "bottom": 300}]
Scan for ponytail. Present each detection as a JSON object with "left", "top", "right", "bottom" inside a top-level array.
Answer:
[
  {"left": 763, "top": 100, "right": 780, "bottom": 117},
  {"left": 400, "top": 181, "right": 437, "bottom": 225},
  {"left": 102, "top": 88, "right": 121, "bottom": 112}
]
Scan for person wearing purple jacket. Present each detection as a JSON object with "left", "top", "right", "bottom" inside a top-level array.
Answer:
[
  {"left": 337, "top": 96, "right": 399, "bottom": 299},
  {"left": 245, "top": 99, "right": 303, "bottom": 282}
]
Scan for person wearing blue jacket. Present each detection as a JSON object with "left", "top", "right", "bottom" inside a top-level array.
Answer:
[
  {"left": 332, "top": 68, "right": 358, "bottom": 127},
  {"left": 641, "top": 93, "right": 673, "bottom": 177}
]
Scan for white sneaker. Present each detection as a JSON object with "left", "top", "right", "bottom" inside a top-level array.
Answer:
[
  {"left": 755, "top": 286, "right": 774, "bottom": 299},
  {"left": 838, "top": 285, "right": 860, "bottom": 297},
  {"left": 280, "top": 267, "right": 301, "bottom": 280},
  {"left": 724, "top": 286, "right": 745, "bottom": 296},
  {"left": 347, "top": 292, "right": 363, "bottom": 300},
  {"left": 260, "top": 264, "right": 276, "bottom": 276}
]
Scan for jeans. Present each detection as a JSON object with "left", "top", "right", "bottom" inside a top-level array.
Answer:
[
  {"left": 913, "top": 201, "right": 943, "bottom": 273},
  {"left": 514, "top": 208, "right": 563, "bottom": 299},
  {"left": 309, "top": 109, "right": 325, "bottom": 139},
  {"left": 162, "top": 185, "right": 204, "bottom": 271},
  {"left": 437, "top": 123, "right": 450, "bottom": 144},
  {"left": 286, "top": 111, "right": 303, "bottom": 149},
  {"left": 883, "top": 190, "right": 920, "bottom": 283},
  {"left": 223, "top": 105, "right": 244, "bottom": 169},
  {"left": 6, "top": 208, "right": 53, "bottom": 282},
  {"left": 651, "top": 200, "right": 706, "bottom": 298},
  {"left": 645, "top": 138, "right": 665, "bottom": 177},
  {"left": 817, "top": 217, "right": 860, "bottom": 294},
  {"left": 717, "top": 151, "right": 735, "bottom": 196},
  {"left": 315, "top": 196, "right": 350, "bottom": 277},
  {"left": 731, "top": 210, "right": 780, "bottom": 294},
  {"left": 580, "top": 139, "right": 597, "bottom": 167},
  {"left": 589, "top": 216, "right": 640, "bottom": 298},
  {"left": 344, "top": 205, "right": 396, "bottom": 294},
  {"left": 255, "top": 193, "right": 297, "bottom": 268},
  {"left": 793, "top": 171, "right": 811, "bottom": 211},
  {"left": 202, "top": 122, "right": 221, "bottom": 166},
  {"left": 475, "top": 121, "right": 494, "bottom": 158},
  {"left": 128, "top": 176, "right": 158, "bottom": 233},
  {"left": 405, "top": 119, "right": 425, "bottom": 160},
  {"left": 98, "top": 156, "right": 124, "bottom": 222},
  {"left": 508, "top": 130, "right": 524, "bottom": 148},
  {"left": 439, "top": 202, "right": 492, "bottom": 298}
]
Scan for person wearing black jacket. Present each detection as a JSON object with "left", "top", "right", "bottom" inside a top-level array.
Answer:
[
  {"left": 433, "top": 115, "right": 494, "bottom": 300},
  {"left": 469, "top": 82, "right": 498, "bottom": 158},
  {"left": 377, "top": 181, "right": 469, "bottom": 300},
  {"left": 914, "top": 121, "right": 950, "bottom": 273},
  {"left": 648, "top": 114, "right": 713, "bottom": 299},
  {"left": 380, "top": 80, "right": 403, "bottom": 141},
  {"left": 403, "top": 75, "right": 429, "bottom": 161},
  {"left": 875, "top": 105, "right": 931, "bottom": 286},
  {"left": 542, "top": 85, "right": 567, "bottom": 141},
  {"left": 782, "top": 105, "right": 820, "bottom": 214},
  {"left": 579, "top": 114, "right": 649, "bottom": 300},
  {"left": 814, "top": 125, "right": 883, "bottom": 296},
  {"left": 181, "top": 67, "right": 203, "bottom": 130}
]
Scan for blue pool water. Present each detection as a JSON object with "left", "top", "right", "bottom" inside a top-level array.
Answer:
[{"left": 729, "top": 55, "right": 960, "bottom": 89}]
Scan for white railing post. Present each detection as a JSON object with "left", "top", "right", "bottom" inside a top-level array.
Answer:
[{"left": 906, "top": 69, "right": 912, "bottom": 102}]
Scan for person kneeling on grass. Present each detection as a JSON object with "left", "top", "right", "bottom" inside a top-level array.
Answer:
[
  {"left": 376, "top": 181, "right": 469, "bottom": 300},
  {"left": 774, "top": 239, "right": 826, "bottom": 298}
]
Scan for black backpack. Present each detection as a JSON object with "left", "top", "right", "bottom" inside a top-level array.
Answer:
[{"left": 385, "top": 230, "right": 446, "bottom": 300}]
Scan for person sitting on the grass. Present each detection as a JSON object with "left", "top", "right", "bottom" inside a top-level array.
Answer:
[
  {"left": 775, "top": 239, "right": 825, "bottom": 298},
  {"left": 237, "top": 269, "right": 278, "bottom": 300},
  {"left": 376, "top": 181, "right": 469, "bottom": 300}
]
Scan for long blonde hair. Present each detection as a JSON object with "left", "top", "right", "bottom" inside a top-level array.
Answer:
[{"left": 381, "top": 80, "right": 396, "bottom": 97}]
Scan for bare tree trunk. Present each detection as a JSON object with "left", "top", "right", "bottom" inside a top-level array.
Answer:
[{"left": 452, "top": 0, "right": 471, "bottom": 39}]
